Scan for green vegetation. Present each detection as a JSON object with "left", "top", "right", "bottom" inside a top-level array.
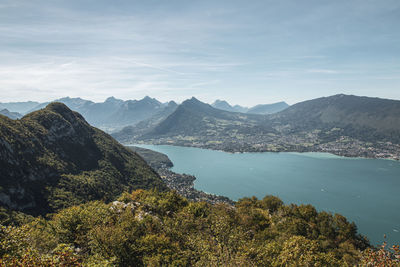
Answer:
[
  {"left": 0, "top": 189, "right": 377, "bottom": 266},
  {"left": 127, "top": 146, "right": 173, "bottom": 169},
  {"left": 0, "top": 103, "right": 166, "bottom": 216}
]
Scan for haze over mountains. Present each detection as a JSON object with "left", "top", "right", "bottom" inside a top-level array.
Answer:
[
  {"left": 0, "top": 101, "right": 40, "bottom": 114},
  {"left": 1, "top": 97, "right": 289, "bottom": 132},
  {"left": 0, "top": 109, "right": 22, "bottom": 120},
  {"left": 211, "top": 99, "right": 289, "bottom": 114},
  {"left": 22, "top": 96, "right": 175, "bottom": 132},
  {"left": 247, "top": 102, "right": 289, "bottom": 114}
]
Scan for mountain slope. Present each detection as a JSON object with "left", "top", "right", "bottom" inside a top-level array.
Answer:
[
  {"left": 0, "top": 101, "right": 40, "bottom": 114},
  {"left": 27, "top": 97, "right": 94, "bottom": 113},
  {"left": 212, "top": 100, "right": 289, "bottom": 114},
  {"left": 0, "top": 109, "right": 22, "bottom": 120},
  {"left": 120, "top": 98, "right": 276, "bottom": 149},
  {"left": 211, "top": 99, "right": 248, "bottom": 113},
  {"left": 105, "top": 96, "right": 163, "bottom": 129},
  {"left": 113, "top": 101, "right": 178, "bottom": 142},
  {"left": 247, "top": 101, "right": 289, "bottom": 114},
  {"left": 114, "top": 94, "right": 400, "bottom": 158},
  {"left": 27, "top": 96, "right": 167, "bottom": 132},
  {"left": 273, "top": 94, "right": 400, "bottom": 142},
  {"left": 0, "top": 103, "right": 166, "bottom": 215}
]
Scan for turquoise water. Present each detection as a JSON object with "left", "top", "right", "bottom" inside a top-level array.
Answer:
[{"left": 136, "top": 144, "right": 400, "bottom": 246}]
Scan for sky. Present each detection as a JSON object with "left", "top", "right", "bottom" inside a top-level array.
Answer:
[{"left": 0, "top": 0, "right": 399, "bottom": 106}]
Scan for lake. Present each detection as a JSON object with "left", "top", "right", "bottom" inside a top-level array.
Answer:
[{"left": 136, "top": 144, "right": 400, "bottom": 246}]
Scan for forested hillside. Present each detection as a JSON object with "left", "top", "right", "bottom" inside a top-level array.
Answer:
[
  {"left": 0, "top": 103, "right": 166, "bottom": 215},
  {"left": 272, "top": 94, "right": 400, "bottom": 143},
  {"left": 1, "top": 189, "right": 377, "bottom": 266}
]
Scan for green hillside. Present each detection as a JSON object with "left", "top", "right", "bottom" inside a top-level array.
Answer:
[
  {"left": 115, "top": 97, "right": 275, "bottom": 146},
  {"left": 273, "top": 94, "right": 400, "bottom": 143},
  {"left": 0, "top": 103, "right": 166, "bottom": 216}
]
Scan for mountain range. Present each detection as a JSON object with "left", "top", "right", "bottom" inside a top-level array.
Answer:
[
  {"left": 141, "top": 97, "right": 273, "bottom": 138},
  {"left": 0, "top": 109, "right": 22, "bottom": 120},
  {"left": 24, "top": 96, "right": 176, "bottom": 132},
  {"left": 114, "top": 94, "right": 400, "bottom": 159},
  {"left": 247, "top": 101, "right": 290, "bottom": 114},
  {"left": 0, "top": 101, "right": 40, "bottom": 114},
  {"left": 3, "top": 94, "right": 400, "bottom": 158},
  {"left": 0, "top": 97, "right": 288, "bottom": 132},
  {"left": 211, "top": 99, "right": 289, "bottom": 114},
  {"left": 0, "top": 102, "right": 165, "bottom": 215},
  {"left": 272, "top": 94, "right": 400, "bottom": 134},
  {"left": 112, "top": 97, "right": 277, "bottom": 145}
]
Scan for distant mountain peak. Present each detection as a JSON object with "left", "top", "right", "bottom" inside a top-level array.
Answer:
[
  {"left": 212, "top": 99, "right": 233, "bottom": 109},
  {"left": 184, "top": 97, "right": 202, "bottom": 104},
  {"left": 105, "top": 96, "right": 117, "bottom": 101},
  {"left": 58, "top": 96, "right": 83, "bottom": 101},
  {"left": 105, "top": 96, "right": 123, "bottom": 104},
  {"left": 168, "top": 100, "right": 178, "bottom": 107},
  {"left": 211, "top": 99, "right": 249, "bottom": 113},
  {"left": 213, "top": 99, "right": 229, "bottom": 105},
  {"left": 140, "top": 96, "right": 162, "bottom": 105},
  {"left": 0, "top": 108, "right": 22, "bottom": 120},
  {"left": 180, "top": 98, "right": 210, "bottom": 111},
  {"left": 142, "top": 96, "right": 155, "bottom": 102},
  {"left": 247, "top": 102, "right": 289, "bottom": 114}
]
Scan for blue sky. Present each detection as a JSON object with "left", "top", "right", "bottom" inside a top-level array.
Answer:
[{"left": 0, "top": 0, "right": 399, "bottom": 105}]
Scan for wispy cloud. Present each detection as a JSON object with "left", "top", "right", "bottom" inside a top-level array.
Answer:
[
  {"left": 307, "top": 69, "right": 340, "bottom": 74},
  {"left": 0, "top": 0, "right": 399, "bottom": 105}
]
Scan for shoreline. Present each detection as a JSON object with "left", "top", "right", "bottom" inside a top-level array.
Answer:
[
  {"left": 128, "top": 142, "right": 400, "bottom": 162},
  {"left": 127, "top": 145, "right": 235, "bottom": 206}
]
